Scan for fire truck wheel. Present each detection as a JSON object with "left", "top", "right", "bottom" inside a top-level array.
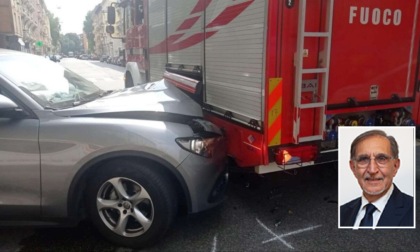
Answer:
[
  {"left": 86, "top": 160, "right": 178, "bottom": 248},
  {"left": 125, "top": 73, "right": 134, "bottom": 88}
]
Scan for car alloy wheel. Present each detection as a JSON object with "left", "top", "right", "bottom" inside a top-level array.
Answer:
[
  {"left": 87, "top": 160, "right": 177, "bottom": 248},
  {"left": 96, "top": 177, "right": 154, "bottom": 237}
]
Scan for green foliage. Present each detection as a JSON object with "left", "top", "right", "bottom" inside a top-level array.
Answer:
[
  {"left": 48, "top": 11, "right": 61, "bottom": 49},
  {"left": 83, "top": 11, "right": 95, "bottom": 54},
  {"left": 60, "top": 33, "right": 83, "bottom": 55}
]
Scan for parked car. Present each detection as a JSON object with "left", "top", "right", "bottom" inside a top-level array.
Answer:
[
  {"left": 79, "top": 54, "right": 89, "bottom": 60},
  {"left": 89, "top": 54, "right": 99, "bottom": 60},
  {"left": 0, "top": 49, "right": 228, "bottom": 249},
  {"left": 109, "top": 56, "right": 119, "bottom": 65},
  {"left": 117, "top": 56, "right": 126, "bottom": 67},
  {"left": 106, "top": 56, "right": 112, "bottom": 64},
  {"left": 49, "top": 54, "right": 60, "bottom": 62},
  {"left": 100, "top": 55, "right": 109, "bottom": 62}
]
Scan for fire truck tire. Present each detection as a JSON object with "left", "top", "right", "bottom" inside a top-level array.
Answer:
[
  {"left": 86, "top": 160, "right": 178, "bottom": 249},
  {"left": 125, "top": 73, "right": 134, "bottom": 88}
]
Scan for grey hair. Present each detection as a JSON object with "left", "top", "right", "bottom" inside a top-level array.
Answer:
[{"left": 350, "top": 130, "right": 399, "bottom": 159}]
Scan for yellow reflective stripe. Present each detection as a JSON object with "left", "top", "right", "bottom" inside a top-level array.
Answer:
[{"left": 268, "top": 78, "right": 282, "bottom": 146}]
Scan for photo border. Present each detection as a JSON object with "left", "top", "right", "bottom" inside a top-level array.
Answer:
[{"left": 338, "top": 126, "right": 416, "bottom": 229}]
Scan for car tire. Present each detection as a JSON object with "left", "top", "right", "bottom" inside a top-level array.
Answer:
[
  {"left": 125, "top": 73, "right": 134, "bottom": 88},
  {"left": 86, "top": 160, "right": 178, "bottom": 248}
]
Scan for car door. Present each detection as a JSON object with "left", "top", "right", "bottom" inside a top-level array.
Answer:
[{"left": 0, "top": 88, "right": 41, "bottom": 218}]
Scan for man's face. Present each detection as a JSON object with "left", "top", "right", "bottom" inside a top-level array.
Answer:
[{"left": 349, "top": 135, "right": 400, "bottom": 202}]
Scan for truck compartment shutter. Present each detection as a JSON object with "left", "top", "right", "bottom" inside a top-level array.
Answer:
[
  {"left": 166, "top": 0, "right": 204, "bottom": 67},
  {"left": 204, "top": 0, "right": 267, "bottom": 123},
  {"left": 148, "top": 0, "right": 167, "bottom": 82}
]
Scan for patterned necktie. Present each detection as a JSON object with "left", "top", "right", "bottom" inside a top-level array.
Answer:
[{"left": 360, "top": 203, "right": 376, "bottom": 227}]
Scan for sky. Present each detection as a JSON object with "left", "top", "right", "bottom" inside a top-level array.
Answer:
[{"left": 44, "top": 0, "right": 102, "bottom": 34}]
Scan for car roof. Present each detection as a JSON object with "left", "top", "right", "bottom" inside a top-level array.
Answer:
[
  {"left": 0, "top": 49, "right": 54, "bottom": 61},
  {"left": 0, "top": 49, "right": 46, "bottom": 61},
  {"left": 0, "top": 48, "right": 28, "bottom": 56}
]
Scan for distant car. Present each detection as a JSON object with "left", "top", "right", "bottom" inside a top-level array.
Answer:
[
  {"left": 79, "top": 54, "right": 89, "bottom": 60},
  {"left": 100, "top": 55, "right": 109, "bottom": 62},
  {"left": 49, "top": 54, "right": 60, "bottom": 62},
  {"left": 90, "top": 55, "right": 99, "bottom": 60},
  {"left": 0, "top": 49, "right": 228, "bottom": 249},
  {"left": 106, "top": 56, "right": 114, "bottom": 64},
  {"left": 117, "top": 56, "right": 126, "bottom": 67}
]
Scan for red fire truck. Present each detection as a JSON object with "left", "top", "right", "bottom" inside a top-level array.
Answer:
[{"left": 107, "top": 0, "right": 420, "bottom": 173}]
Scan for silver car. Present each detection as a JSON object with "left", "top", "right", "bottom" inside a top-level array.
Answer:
[{"left": 0, "top": 49, "right": 228, "bottom": 248}]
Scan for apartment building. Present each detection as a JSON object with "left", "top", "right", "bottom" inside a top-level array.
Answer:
[
  {"left": 0, "top": 0, "right": 52, "bottom": 54},
  {"left": 92, "top": 0, "right": 123, "bottom": 58}
]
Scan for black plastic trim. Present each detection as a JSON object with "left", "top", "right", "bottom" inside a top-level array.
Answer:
[{"left": 327, "top": 97, "right": 414, "bottom": 110}]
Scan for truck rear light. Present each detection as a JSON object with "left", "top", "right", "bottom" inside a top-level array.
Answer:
[{"left": 275, "top": 145, "right": 318, "bottom": 165}]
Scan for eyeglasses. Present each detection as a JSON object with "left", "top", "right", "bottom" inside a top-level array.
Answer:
[{"left": 353, "top": 154, "right": 395, "bottom": 169}]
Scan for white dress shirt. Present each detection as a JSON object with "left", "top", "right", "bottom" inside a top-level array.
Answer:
[{"left": 353, "top": 184, "right": 394, "bottom": 229}]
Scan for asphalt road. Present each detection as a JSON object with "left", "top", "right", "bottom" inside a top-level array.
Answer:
[
  {"left": 0, "top": 59, "right": 418, "bottom": 251},
  {"left": 60, "top": 58, "right": 125, "bottom": 91},
  {"left": 0, "top": 161, "right": 418, "bottom": 251}
]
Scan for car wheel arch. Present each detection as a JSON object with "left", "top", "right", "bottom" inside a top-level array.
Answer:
[{"left": 66, "top": 151, "right": 191, "bottom": 219}]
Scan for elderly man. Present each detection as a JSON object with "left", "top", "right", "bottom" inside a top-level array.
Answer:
[{"left": 340, "top": 129, "right": 413, "bottom": 228}]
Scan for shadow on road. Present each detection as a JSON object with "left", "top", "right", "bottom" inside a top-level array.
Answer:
[{"left": 19, "top": 221, "right": 118, "bottom": 252}]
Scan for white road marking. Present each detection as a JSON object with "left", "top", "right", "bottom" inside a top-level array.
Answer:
[
  {"left": 256, "top": 218, "right": 294, "bottom": 249},
  {"left": 115, "top": 248, "right": 133, "bottom": 252},
  {"left": 211, "top": 234, "right": 218, "bottom": 252},
  {"left": 256, "top": 218, "right": 322, "bottom": 249},
  {"left": 262, "top": 225, "right": 322, "bottom": 244}
]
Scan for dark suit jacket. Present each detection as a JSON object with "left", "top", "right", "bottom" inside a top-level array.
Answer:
[{"left": 340, "top": 184, "right": 413, "bottom": 227}]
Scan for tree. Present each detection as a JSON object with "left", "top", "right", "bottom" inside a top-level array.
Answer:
[
  {"left": 83, "top": 11, "right": 95, "bottom": 54},
  {"left": 60, "top": 33, "right": 83, "bottom": 55},
  {"left": 48, "top": 11, "right": 61, "bottom": 52}
]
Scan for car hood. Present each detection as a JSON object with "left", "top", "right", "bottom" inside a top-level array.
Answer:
[{"left": 54, "top": 79, "right": 203, "bottom": 120}]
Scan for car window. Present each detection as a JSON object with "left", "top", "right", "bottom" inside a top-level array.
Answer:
[{"left": 0, "top": 54, "right": 103, "bottom": 109}]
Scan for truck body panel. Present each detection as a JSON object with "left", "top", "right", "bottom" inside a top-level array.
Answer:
[{"left": 328, "top": 0, "right": 419, "bottom": 106}]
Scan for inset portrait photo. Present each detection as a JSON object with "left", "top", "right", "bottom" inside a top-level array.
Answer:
[{"left": 338, "top": 126, "right": 416, "bottom": 229}]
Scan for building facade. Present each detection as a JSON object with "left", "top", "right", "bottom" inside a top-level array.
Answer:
[
  {"left": 92, "top": 0, "right": 124, "bottom": 58},
  {"left": 80, "top": 33, "right": 88, "bottom": 54},
  {"left": 0, "top": 0, "right": 52, "bottom": 54}
]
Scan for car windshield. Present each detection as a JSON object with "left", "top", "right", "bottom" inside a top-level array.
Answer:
[{"left": 0, "top": 54, "right": 103, "bottom": 109}]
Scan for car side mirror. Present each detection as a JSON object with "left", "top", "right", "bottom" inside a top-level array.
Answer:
[
  {"left": 0, "top": 94, "right": 25, "bottom": 118},
  {"left": 0, "top": 94, "right": 18, "bottom": 110}
]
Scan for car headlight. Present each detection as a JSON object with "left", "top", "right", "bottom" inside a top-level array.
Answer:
[{"left": 175, "top": 135, "right": 221, "bottom": 158}]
